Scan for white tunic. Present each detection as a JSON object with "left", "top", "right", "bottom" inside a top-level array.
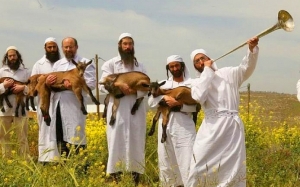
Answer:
[
  {"left": 148, "top": 78, "right": 197, "bottom": 187},
  {"left": 31, "top": 55, "right": 60, "bottom": 162},
  {"left": 99, "top": 56, "right": 147, "bottom": 174},
  {"left": 49, "top": 55, "right": 96, "bottom": 145},
  {"left": 187, "top": 47, "right": 259, "bottom": 187}
]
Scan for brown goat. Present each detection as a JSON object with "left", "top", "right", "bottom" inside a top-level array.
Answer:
[
  {"left": 99, "top": 71, "right": 150, "bottom": 126},
  {"left": 148, "top": 81, "right": 201, "bottom": 143},
  {"left": 0, "top": 77, "right": 30, "bottom": 117},
  {"left": 28, "top": 59, "right": 100, "bottom": 126}
]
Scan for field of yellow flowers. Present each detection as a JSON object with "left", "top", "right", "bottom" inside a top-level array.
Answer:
[{"left": 1, "top": 91, "right": 300, "bottom": 186}]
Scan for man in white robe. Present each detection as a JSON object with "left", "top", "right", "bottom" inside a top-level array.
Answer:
[
  {"left": 46, "top": 37, "right": 96, "bottom": 157},
  {"left": 0, "top": 46, "right": 31, "bottom": 159},
  {"left": 148, "top": 55, "right": 197, "bottom": 187},
  {"left": 31, "top": 37, "right": 60, "bottom": 163},
  {"left": 187, "top": 37, "right": 259, "bottom": 187},
  {"left": 99, "top": 33, "right": 147, "bottom": 185}
]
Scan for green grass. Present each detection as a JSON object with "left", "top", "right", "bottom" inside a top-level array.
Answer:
[{"left": 1, "top": 91, "right": 300, "bottom": 186}]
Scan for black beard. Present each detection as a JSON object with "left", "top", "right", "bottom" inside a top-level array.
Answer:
[
  {"left": 8, "top": 60, "right": 21, "bottom": 70},
  {"left": 118, "top": 46, "right": 135, "bottom": 68},
  {"left": 170, "top": 70, "right": 183, "bottom": 78},
  {"left": 46, "top": 51, "right": 60, "bottom": 63}
]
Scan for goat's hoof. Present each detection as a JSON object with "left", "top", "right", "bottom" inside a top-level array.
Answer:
[
  {"left": 161, "top": 137, "right": 167, "bottom": 143},
  {"left": 131, "top": 109, "right": 136, "bottom": 115},
  {"left": 1, "top": 108, "right": 5, "bottom": 113},
  {"left": 109, "top": 118, "right": 115, "bottom": 126},
  {"left": 44, "top": 115, "right": 51, "bottom": 126},
  {"left": 148, "top": 130, "right": 154, "bottom": 136}
]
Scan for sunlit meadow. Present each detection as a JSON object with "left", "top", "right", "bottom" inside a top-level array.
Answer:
[{"left": 1, "top": 92, "right": 300, "bottom": 186}]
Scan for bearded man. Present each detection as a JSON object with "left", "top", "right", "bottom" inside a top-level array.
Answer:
[
  {"left": 0, "top": 46, "right": 31, "bottom": 159},
  {"left": 31, "top": 37, "right": 61, "bottom": 163},
  {"left": 99, "top": 33, "right": 148, "bottom": 186},
  {"left": 148, "top": 55, "right": 197, "bottom": 187}
]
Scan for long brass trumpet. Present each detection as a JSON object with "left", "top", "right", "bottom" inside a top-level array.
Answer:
[{"left": 213, "top": 10, "right": 294, "bottom": 62}]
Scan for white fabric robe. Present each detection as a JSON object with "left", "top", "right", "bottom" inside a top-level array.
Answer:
[
  {"left": 187, "top": 47, "right": 259, "bottom": 187},
  {"left": 296, "top": 79, "right": 300, "bottom": 102},
  {"left": 31, "top": 55, "right": 60, "bottom": 162},
  {"left": 148, "top": 78, "right": 197, "bottom": 187},
  {"left": 49, "top": 55, "right": 96, "bottom": 146},
  {"left": 99, "top": 56, "right": 147, "bottom": 174}
]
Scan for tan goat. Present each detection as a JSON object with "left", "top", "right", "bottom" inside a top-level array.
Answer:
[
  {"left": 148, "top": 81, "right": 201, "bottom": 143},
  {"left": 28, "top": 59, "right": 100, "bottom": 126},
  {"left": 99, "top": 71, "right": 151, "bottom": 126}
]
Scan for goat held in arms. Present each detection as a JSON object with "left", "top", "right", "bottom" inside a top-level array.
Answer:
[
  {"left": 99, "top": 71, "right": 150, "bottom": 126},
  {"left": 28, "top": 59, "right": 100, "bottom": 126},
  {"left": 0, "top": 77, "right": 32, "bottom": 117},
  {"left": 148, "top": 81, "right": 201, "bottom": 143}
]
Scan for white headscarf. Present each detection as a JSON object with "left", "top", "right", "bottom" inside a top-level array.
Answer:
[
  {"left": 44, "top": 37, "right": 57, "bottom": 44},
  {"left": 190, "top": 49, "right": 218, "bottom": 77},
  {"left": 166, "top": 55, "right": 190, "bottom": 80},
  {"left": 118, "top": 33, "right": 132, "bottom": 42},
  {"left": 6, "top": 46, "right": 18, "bottom": 53}
]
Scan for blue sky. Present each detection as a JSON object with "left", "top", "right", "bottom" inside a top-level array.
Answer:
[{"left": 1, "top": 0, "right": 299, "bottom": 94}]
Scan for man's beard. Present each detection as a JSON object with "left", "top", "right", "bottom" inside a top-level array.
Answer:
[
  {"left": 170, "top": 69, "right": 183, "bottom": 78},
  {"left": 118, "top": 47, "right": 135, "bottom": 69},
  {"left": 46, "top": 51, "right": 60, "bottom": 63},
  {"left": 7, "top": 59, "right": 21, "bottom": 70}
]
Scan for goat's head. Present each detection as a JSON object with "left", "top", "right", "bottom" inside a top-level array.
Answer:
[
  {"left": 99, "top": 74, "right": 119, "bottom": 93},
  {"left": 72, "top": 59, "right": 93, "bottom": 77},
  {"left": 149, "top": 80, "right": 166, "bottom": 97}
]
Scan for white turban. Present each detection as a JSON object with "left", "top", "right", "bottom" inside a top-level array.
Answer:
[
  {"left": 166, "top": 55, "right": 190, "bottom": 80},
  {"left": 6, "top": 46, "right": 18, "bottom": 53},
  {"left": 190, "top": 49, "right": 218, "bottom": 77},
  {"left": 190, "top": 49, "right": 209, "bottom": 62},
  {"left": 167, "top": 55, "right": 183, "bottom": 64},
  {"left": 44, "top": 37, "right": 57, "bottom": 44},
  {"left": 118, "top": 33, "right": 132, "bottom": 42}
]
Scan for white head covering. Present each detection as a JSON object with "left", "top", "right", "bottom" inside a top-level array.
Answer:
[
  {"left": 190, "top": 49, "right": 209, "bottom": 62},
  {"left": 190, "top": 49, "right": 218, "bottom": 77},
  {"left": 166, "top": 55, "right": 190, "bottom": 80},
  {"left": 6, "top": 46, "right": 18, "bottom": 53},
  {"left": 118, "top": 33, "right": 132, "bottom": 42},
  {"left": 44, "top": 37, "right": 57, "bottom": 44}
]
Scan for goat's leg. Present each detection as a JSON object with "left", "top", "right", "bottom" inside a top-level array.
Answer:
[
  {"left": 83, "top": 84, "right": 100, "bottom": 105},
  {"left": 39, "top": 86, "right": 51, "bottom": 126},
  {"left": 73, "top": 88, "right": 88, "bottom": 115},
  {"left": 102, "top": 94, "right": 110, "bottom": 119},
  {"left": 131, "top": 97, "right": 144, "bottom": 115},
  {"left": 161, "top": 109, "right": 171, "bottom": 143},
  {"left": 30, "top": 96, "right": 36, "bottom": 111},
  {"left": 4, "top": 95, "right": 12, "bottom": 108},
  {"left": 148, "top": 109, "right": 161, "bottom": 136},
  {"left": 109, "top": 97, "right": 119, "bottom": 126}
]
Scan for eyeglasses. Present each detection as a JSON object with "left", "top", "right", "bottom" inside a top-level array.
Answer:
[{"left": 194, "top": 56, "right": 207, "bottom": 64}]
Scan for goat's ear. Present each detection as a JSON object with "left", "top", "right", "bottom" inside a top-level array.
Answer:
[
  {"left": 71, "top": 59, "right": 78, "bottom": 66},
  {"left": 86, "top": 60, "right": 93, "bottom": 65},
  {"left": 159, "top": 81, "right": 166, "bottom": 86}
]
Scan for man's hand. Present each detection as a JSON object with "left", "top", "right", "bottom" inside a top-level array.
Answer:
[
  {"left": 3, "top": 78, "right": 14, "bottom": 89},
  {"left": 63, "top": 79, "right": 72, "bottom": 89},
  {"left": 247, "top": 37, "right": 259, "bottom": 52},
  {"left": 11, "top": 84, "right": 25, "bottom": 94},
  {"left": 46, "top": 74, "right": 57, "bottom": 86},
  {"left": 116, "top": 82, "right": 136, "bottom": 95},
  {"left": 163, "top": 95, "right": 182, "bottom": 107}
]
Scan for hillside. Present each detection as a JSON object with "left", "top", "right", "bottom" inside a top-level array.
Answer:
[{"left": 240, "top": 91, "right": 300, "bottom": 127}]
